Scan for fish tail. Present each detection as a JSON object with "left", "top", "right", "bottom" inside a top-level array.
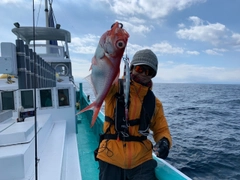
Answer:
[
  {"left": 75, "top": 102, "right": 95, "bottom": 115},
  {"left": 90, "top": 106, "right": 101, "bottom": 127},
  {"left": 75, "top": 102, "right": 100, "bottom": 127}
]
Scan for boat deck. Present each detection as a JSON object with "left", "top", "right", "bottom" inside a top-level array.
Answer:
[{"left": 76, "top": 112, "right": 99, "bottom": 180}]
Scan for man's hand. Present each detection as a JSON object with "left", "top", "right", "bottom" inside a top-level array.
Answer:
[{"left": 153, "top": 137, "right": 169, "bottom": 159}]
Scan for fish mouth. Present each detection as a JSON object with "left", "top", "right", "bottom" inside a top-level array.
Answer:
[{"left": 111, "top": 22, "right": 123, "bottom": 29}]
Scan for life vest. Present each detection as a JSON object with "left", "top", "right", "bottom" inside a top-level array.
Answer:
[{"left": 104, "top": 79, "right": 156, "bottom": 141}]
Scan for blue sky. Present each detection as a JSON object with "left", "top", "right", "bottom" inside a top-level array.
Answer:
[{"left": 0, "top": 0, "right": 240, "bottom": 84}]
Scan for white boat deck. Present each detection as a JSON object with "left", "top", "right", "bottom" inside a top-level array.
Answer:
[
  {"left": 0, "top": 113, "right": 81, "bottom": 180},
  {"left": 38, "top": 120, "right": 66, "bottom": 179},
  {"left": 0, "top": 114, "right": 50, "bottom": 146}
]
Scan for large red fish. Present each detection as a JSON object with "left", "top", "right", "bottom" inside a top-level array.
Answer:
[{"left": 77, "top": 22, "right": 129, "bottom": 127}]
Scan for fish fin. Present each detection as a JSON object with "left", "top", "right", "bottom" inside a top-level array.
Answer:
[
  {"left": 89, "top": 63, "right": 92, "bottom": 71},
  {"left": 75, "top": 102, "right": 100, "bottom": 128},
  {"left": 92, "top": 56, "right": 98, "bottom": 65},
  {"left": 84, "top": 74, "right": 91, "bottom": 81},
  {"left": 90, "top": 106, "right": 101, "bottom": 127},
  {"left": 84, "top": 75, "right": 97, "bottom": 97},
  {"left": 84, "top": 74, "right": 98, "bottom": 97},
  {"left": 84, "top": 74, "right": 92, "bottom": 84}
]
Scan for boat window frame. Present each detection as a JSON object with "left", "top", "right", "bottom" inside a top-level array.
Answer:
[
  {"left": 39, "top": 88, "right": 54, "bottom": 109},
  {"left": 57, "top": 88, "right": 71, "bottom": 108},
  {"left": 20, "top": 89, "right": 34, "bottom": 110},
  {"left": 29, "top": 44, "right": 65, "bottom": 58},
  {"left": 0, "top": 90, "right": 16, "bottom": 111}
]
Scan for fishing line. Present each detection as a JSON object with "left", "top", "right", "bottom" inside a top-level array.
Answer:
[
  {"left": 36, "top": 0, "right": 43, "bottom": 26},
  {"left": 32, "top": 0, "right": 39, "bottom": 179}
]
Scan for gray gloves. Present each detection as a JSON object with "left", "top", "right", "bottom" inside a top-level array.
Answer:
[{"left": 153, "top": 137, "right": 170, "bottom": 159}]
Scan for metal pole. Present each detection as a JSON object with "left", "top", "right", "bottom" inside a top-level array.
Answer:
[
  {"left": 33, "top": 1, "right": 38, "bottom": 179},
  {"left": 45, "top": 0, "right": 48, "bottom": 27}
]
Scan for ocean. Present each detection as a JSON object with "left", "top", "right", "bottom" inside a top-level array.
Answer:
[{"left": 82, "top": 82, "right": 240, "bottom": 180}]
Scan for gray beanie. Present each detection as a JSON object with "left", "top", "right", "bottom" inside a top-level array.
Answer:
[{"left": 130, "top": 49, "right": 158, "bottom": 77}]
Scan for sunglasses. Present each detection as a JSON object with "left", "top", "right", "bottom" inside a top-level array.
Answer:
[{"left": 134, "top": 65, "right": 155, "bottom": 76}]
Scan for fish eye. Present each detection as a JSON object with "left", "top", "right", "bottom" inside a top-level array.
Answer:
[{"left": 116, "top": 40, "right": 125, "bottom": 48}]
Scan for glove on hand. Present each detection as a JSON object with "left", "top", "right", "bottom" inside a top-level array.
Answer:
[{"left": 154, "top": 137, "right": 169, "bottom": 159}]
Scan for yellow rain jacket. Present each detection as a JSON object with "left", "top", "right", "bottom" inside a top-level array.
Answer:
[{"left": 97, "top": 80, "right": 172, "bottom": 169}]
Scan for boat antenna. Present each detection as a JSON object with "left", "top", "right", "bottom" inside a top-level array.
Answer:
[{"left": 32, "top": 0, "right": 39, "bottom": 179}]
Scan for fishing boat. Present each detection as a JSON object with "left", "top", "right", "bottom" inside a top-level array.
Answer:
[{"left": 0, "top": 1, "right": 192, "bottom": 180}]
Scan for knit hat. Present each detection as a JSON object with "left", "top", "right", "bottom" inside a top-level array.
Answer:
[{"left": 130, "top": 49, "right": 158, "bottom": 77}]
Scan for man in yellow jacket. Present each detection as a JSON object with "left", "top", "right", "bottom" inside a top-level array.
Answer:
[{"left": 96, "top": 49, "right": 172, "bottom": 180}]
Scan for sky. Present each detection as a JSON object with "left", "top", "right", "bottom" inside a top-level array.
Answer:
[{"left": 0, "top": 0, "right": 240, "bottom": 84}]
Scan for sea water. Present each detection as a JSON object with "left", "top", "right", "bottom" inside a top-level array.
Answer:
[{"left": 82, "top": 82, "right": 240, "bottom": 180}]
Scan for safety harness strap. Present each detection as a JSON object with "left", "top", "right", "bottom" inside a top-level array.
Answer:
[
  {"left": 102, "top": 134, "right": 147, "bottom": 142},
  {"left": 105, "top": 116, "right": 140, "bottom": 126}
]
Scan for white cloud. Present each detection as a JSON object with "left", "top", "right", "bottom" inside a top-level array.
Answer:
[
  {"left": 0, "top": 0, "right": 22, "bottom": 3},
  {"left": 204, "top": 49, "right": 222, "bottom": 55},
  {"left": 0, "top": 0, "right": 42, "bottom": 6},
  {"left": 186, "top": 51, "right": 199, "bottom": 55},
  {"left": 232, "top": 33, "right": 240, "bottom": 44},
  {"left": 189, "top": 16, "right": 204, "bottom": 26},
  {"left": 166, "top": 61, "right": 174, "bottom": 64},
  {"left": 71, "top": 57, "right": 92, "bottom": 80},
  {"left": 176, "top": 16, "right": 228, "bottom": 46},
  {"left": 152, "top": 42, "right": 184, "bottom": 54},
  {"left": 105, "top": 0, "right": 206, "bottom": 19},
  {"left": 127, "top": 17, "right": 146, "bottom": 24},
  {"left": 126, "top": 42, "right": 184, "bottom": 56},
  {"left": 156, "top": 63, "right": 240, "bottom": 83},
  {"left": 213, "top": 48, "right": 227, "bottom": 52},
  {"left": 125, "top": 43, "right": 144, "bottom": 55},
  {"left": 178, "top": 23, "right": 185, "bottom": 28},
  {"left": 69, "top": 34, "right": 99, "bottom": 54},
  {"left": 204, "top": 48, "right": 227, "bottom": 55},
  {"left": 119, "top": 20, "right": 152, "bottom": 35}
]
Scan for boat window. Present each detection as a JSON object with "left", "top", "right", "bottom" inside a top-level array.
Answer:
[
  {"left": 1, "top": 91, "right": 15, "bottom": 110},
  {"left": 55, "top": 64, "right": 68, "bottom": 76},
  {"left": 40, "top": 89, "right": 52, "bottom": 108},
  {"left": 58, "top": 89, "right": 69, "bottom": 106},
  {"left": 21, "top": 90, "right": 34, "bottom": 109},
  {"left": 30, "top": 44, "right": 64, "bottom": 57}
]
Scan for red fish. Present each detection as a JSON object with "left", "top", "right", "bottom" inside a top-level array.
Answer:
[{"left": 77, "top": 22, "right": 129, "bottom": 127}]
